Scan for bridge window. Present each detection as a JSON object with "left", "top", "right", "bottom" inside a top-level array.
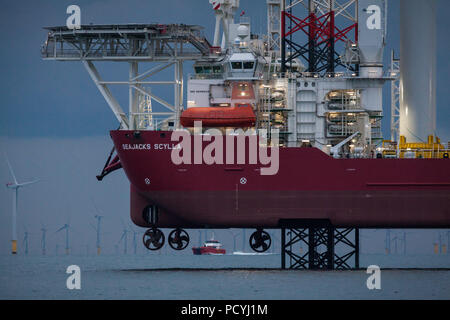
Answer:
[
  {"left": 203, "top": 66, "right": 212, "bottom": 73},
  {"left": 231, "top": 62, "right": 243, "bottom": 69},
  {"left": 195, "top": 65, "right": 222, "bottom": 74},
  {"left": 243, "top": 61, "right": 254, "bottom": 69},
  {"left": 194, "top": 66, "right": 203, "bottom": 73}
]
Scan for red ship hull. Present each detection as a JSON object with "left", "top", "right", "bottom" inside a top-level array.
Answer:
[
  {"left": 111, "top": 130, "right": 450, "bottom": 229},
  {"left": 192, "top": 247, "right": 226, "bottom": 255}
]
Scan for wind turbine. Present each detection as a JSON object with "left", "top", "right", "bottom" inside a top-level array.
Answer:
[
  {"left": 402, "top": 232, "right": 406, "bottom": 254},
  {"left": 198, "top": 230, "right": 203, "bottom": 247},
  {"left": 92, "top": 215, "right": 103, "bottom": 255},
  {"left": 91, "top": 200, "right": 104, "bottom": 255},
  {"left": 228, "top": 229, "right": 239, "bottom": 253},
  {"left": 41, "top": 224, "right": 47, "bottom": 255},
  {"left": 391, "top": 234, "right": 399, "bottom": 254},
  {"left": 118, "top": 228, "right": 128, "bottom": 254},
  {"left": 5, "top": 155, "right": 39, "bottom": 254},
  {"left": 385, "top": 229, "right": 391, "bottom": 254},
  {"left": 23, "top": 228, "right": 30, "bottom": 255},
  {"left": 132, "top": 229, "right": 137, "bottom": 255},
  {"left": 129, "top": 225, "right": 142, "bottom": 255},
  {"left": 56, "top": 221, "right": 71, "bottom": 255},
  {"left": 446, "top": 231, "right": 450, "bottom": 255},
  {"left": 397, "top": 231, "right": 412, "bottom": 255}
]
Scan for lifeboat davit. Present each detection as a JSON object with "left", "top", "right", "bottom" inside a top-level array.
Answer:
[{"left": 180, "top": 103, "right": 256, "bottom": 128}]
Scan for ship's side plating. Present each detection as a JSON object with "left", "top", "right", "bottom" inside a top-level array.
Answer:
[{"left": 111, "top": 130, "right": 450, "bottom": 229}]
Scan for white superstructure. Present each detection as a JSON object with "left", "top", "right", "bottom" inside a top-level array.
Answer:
[
  {"left": 184, "top": 0, "right": 390, "bottom": 158},
  {"left": 41, "top": 0, "right": 428, "bottom": 159}
]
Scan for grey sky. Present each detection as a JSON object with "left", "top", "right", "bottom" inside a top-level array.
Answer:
[
  {"left": 0, "top": 1, "right": 449, "bottom": 255},
  {"left": 0, "top": 0, "right": 449, "bottom": 139}
]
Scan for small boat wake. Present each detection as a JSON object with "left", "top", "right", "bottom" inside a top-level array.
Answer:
[{"left": 232, "top": 251, "right": 277, "bottom": 256}]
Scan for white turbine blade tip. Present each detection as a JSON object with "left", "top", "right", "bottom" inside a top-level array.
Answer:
[
  {"left": 4, "top": 156, "right": 18, "bottom": 185},
  {"left": 19, "top": 179, "right": 40, "bottom": 187}
]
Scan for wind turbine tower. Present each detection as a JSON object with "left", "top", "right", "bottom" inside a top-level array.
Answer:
[
  {"left": 447, "top": 231, "right": 450, "bottom": 254},
  {"left": 56, "top": 223, "right": 71, "bottom": 255},
  {"left": 129, "top": 226, "right": 138, "bottom": 255},
  {"left": 23, "top": 230, "right": 29, "bottom": 255},
  {"left": 41, "top": 226, "right": 47, "bottom": 255},
  {"left": 5, "top": 156, "right": 39, "bottom": 254},
  {"left": 401, "top": 232, "right": 406, "bottom": 255},
  {"left": 385, "top": 230, "right": 391, "bottom": 254},
  {"left": 94, "top": 215, "right": 103, "bottom": 255},
  {"left": 133, "top": 230, "right": 137, "bottom": 254},
  {"left": 228, "top": 229, "right": 239, "bottom": 253},
  {"left": 392, "top": 235, "right": 398, "bottom": 254},
  {"left": 118, "top": 229, "right": 128, "bottom": 254}
]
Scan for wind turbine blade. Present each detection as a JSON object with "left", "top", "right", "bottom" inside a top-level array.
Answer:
[
  {"left": 5, "top": 155, "right": 18, "bottom": 185},
  {"left": 92, "top": 199, "right": 103, "bottom": 215},
  {"left": 56, "top": 225, "right": 66, "bottom": 233},
  {"left": 18, "top": 179, "right": 40, "bottom": 187},
  {"left": 118, "top": 232, "right": 125, "bottom": 244}
]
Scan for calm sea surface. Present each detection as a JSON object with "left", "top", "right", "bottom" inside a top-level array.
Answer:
[{"left": 0, "top": 253, "right": 449, "bottom": 299}]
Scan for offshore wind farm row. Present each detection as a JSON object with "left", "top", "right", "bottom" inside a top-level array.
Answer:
[
  {"left": 4, "top": 147, "right": 448, "bottom": 260},
  {"left": 4, "top": 153, "right": 449, "bottom": 257}
]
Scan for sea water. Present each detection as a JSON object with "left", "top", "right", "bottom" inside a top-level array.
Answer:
[{"left": 0, "top": 253, "right": 449, "bottom": 299}]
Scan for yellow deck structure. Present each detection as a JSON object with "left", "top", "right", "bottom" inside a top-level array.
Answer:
[{"left": 381, "top": 136, "right": 449, "bottom": 159}]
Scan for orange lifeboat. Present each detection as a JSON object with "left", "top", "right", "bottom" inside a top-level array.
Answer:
[{"left": 180, "top": 103, "right": 256, "bottom": 128}]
